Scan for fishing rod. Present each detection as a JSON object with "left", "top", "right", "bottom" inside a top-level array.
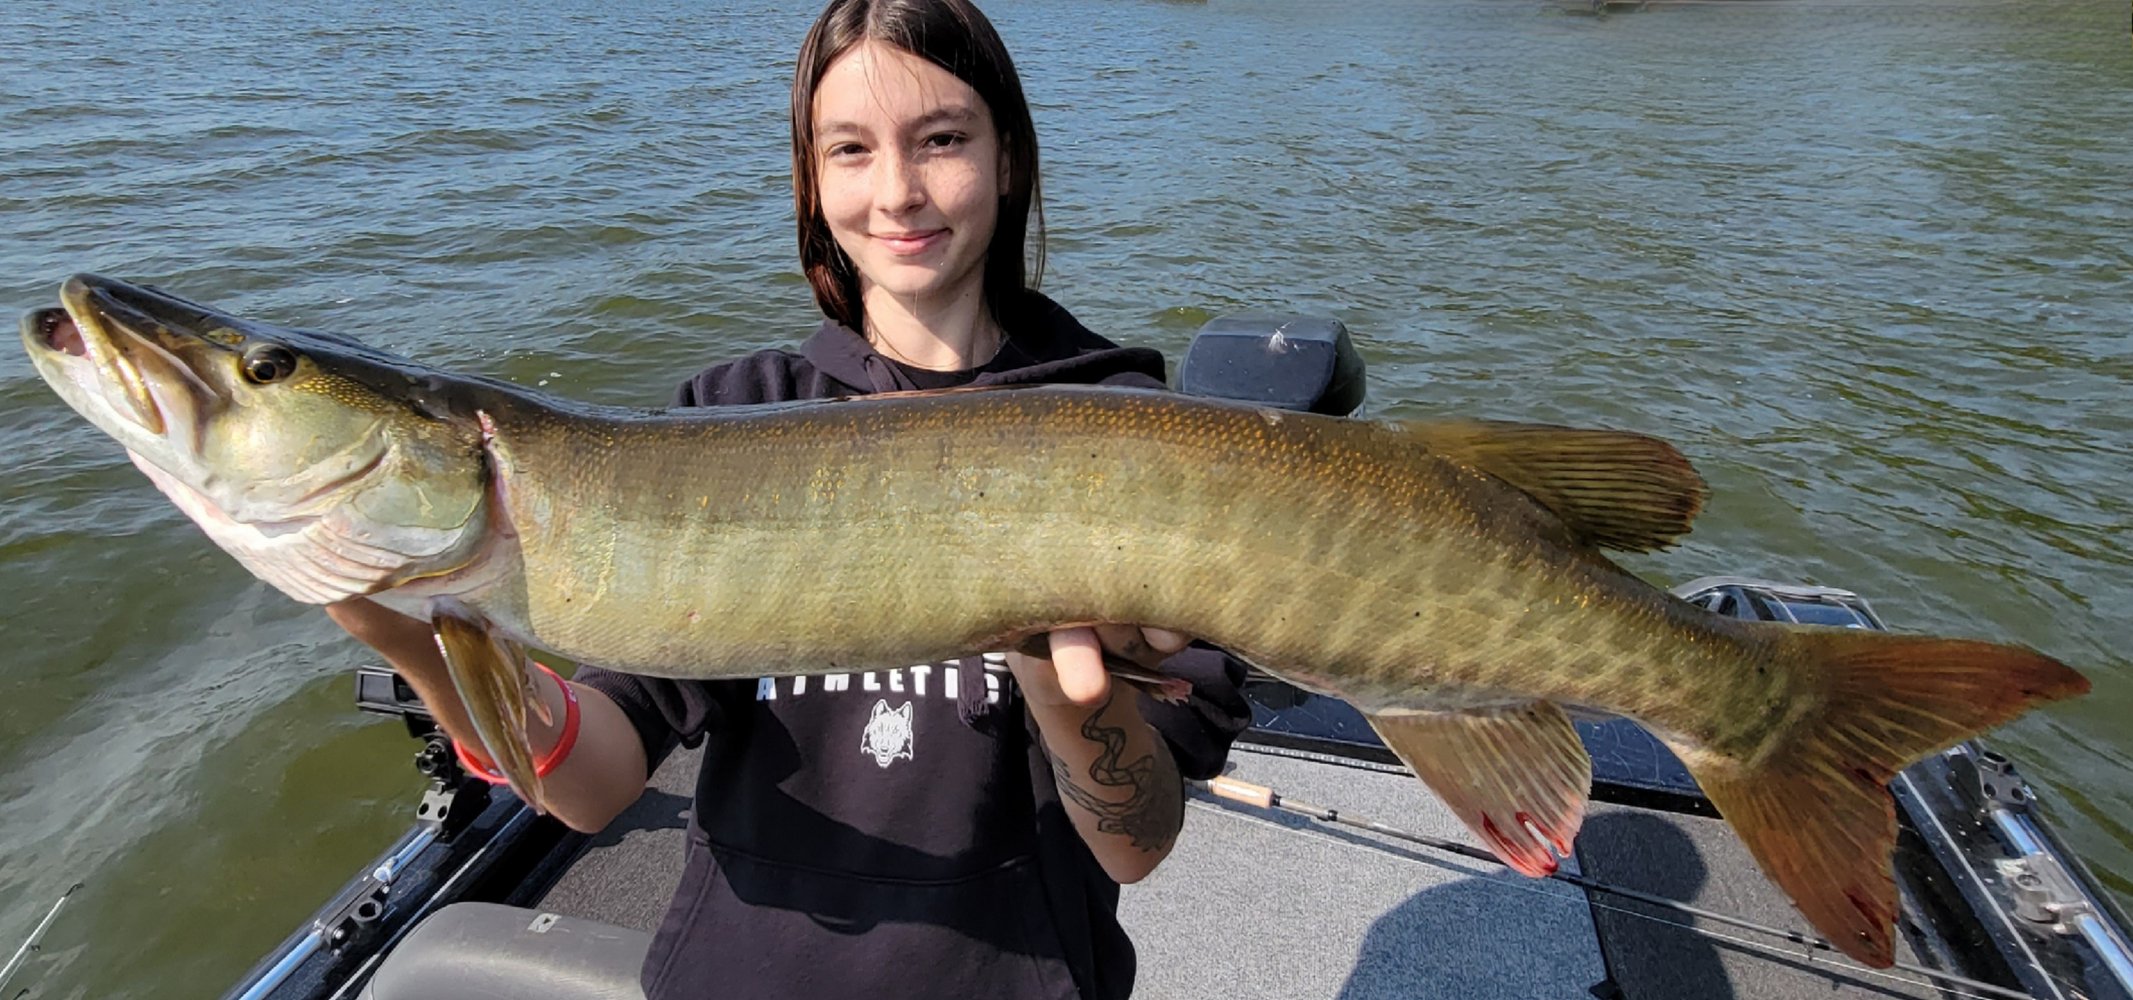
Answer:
[
  {"left": 0, "top": 882, "right": 82, "bottom": 997},
  {"left": 1188, "top": 776, "right": 2052, "bottom": 1000}
]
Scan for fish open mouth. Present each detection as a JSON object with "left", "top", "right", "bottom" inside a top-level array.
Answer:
[
  {"left": 25, "top": 276, "right": 171, "bottom": 437},
  {"left": 29, "top": 307, "right": 88, "bottom": 357}
]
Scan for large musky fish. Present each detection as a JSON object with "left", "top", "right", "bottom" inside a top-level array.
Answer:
[{"left": 20, "top": 273, "right": 2086, "bottom": 967}]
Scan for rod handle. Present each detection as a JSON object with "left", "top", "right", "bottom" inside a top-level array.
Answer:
[{"left": 1202, "top": 774, "right": 1276, "bottom": 809}]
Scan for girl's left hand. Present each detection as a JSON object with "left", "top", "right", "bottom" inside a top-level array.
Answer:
[{"left": 1007, "top": 624, "right": 1191, "bottom": 711}]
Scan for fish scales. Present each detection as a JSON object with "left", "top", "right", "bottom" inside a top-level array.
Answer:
[{"left": 478, "top": 387, "right": 1786, "bottom": 754}]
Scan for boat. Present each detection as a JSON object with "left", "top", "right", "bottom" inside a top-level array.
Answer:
[{"left": 220, "top": 316, "right": 2133, "bottom": 1000}]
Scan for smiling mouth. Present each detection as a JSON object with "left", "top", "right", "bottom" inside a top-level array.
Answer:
[{"left": 876, "top": 229, "right": 946, "bottom": 254}]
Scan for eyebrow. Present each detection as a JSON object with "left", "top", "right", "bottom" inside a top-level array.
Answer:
[{"left": 817, "top": 105, "right": 981, "bottom": 137}]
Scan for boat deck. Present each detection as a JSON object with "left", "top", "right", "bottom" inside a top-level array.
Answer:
[{"left": 534, "top": 741, "right": 1943, "bottom": 1000}]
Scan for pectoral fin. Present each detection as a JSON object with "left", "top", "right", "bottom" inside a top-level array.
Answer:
[
  {"left": 1365, "top": 701, "right": 1593, "bottom": 877},
  {"left": 432, "top": 601, "right": 544, "bottom": 810}
]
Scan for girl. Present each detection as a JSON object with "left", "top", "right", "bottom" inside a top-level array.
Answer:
[{"left": 330, "top": 1, "right": 1248, "bottom": 996}]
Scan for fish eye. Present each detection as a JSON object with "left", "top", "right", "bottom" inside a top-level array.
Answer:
[{"left": 241, "top": 344, "right": 298, "bottom": 384}]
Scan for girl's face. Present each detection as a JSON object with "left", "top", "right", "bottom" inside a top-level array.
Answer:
[{"left": 811, "top": 41, "right": 1004, "bottom": 320}]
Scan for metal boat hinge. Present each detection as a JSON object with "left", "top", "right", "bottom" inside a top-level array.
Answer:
[
  {"left": 319, "top": 879, "right": 390, "bottom": 955},
  {"left": 317, "top": 822, "right": 444, "bottom": 955},
  {"left": 1945, "top": 744, "right": 2133, "bottom": 992},
  {"left": 1998, "top": 852, "right": 2097, "bottom": 934},
  {"left": 411, "top": 732, "right": 487, "bottom": 841},
  {"left": 1951, "top": 746, "right": 2038, "bottom": 815}
]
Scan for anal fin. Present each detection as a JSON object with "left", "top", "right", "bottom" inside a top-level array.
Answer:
[{"left": 1365, "top": 701, "right": 1593, "bottom": 877}]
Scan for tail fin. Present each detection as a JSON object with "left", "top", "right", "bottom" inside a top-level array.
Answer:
[{"left": 1676, "top": 627, "right": 2087, "bottom": 968}]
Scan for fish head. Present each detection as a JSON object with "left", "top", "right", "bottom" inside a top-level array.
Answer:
[{"left": 21, "top": 273, "right": 497, "bottom": 603}]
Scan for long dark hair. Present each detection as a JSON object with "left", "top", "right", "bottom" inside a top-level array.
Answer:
[{"left": 791, "top": 0, "right": 1045, "bottom": 332}]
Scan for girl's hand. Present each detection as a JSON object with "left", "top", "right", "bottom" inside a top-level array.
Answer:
[
  {"left": 1007, "top": 624, "right": 1191, "bottom": 710},
  {"left": 1009, "top": 624, "right": 1194, "bottom": 881}
]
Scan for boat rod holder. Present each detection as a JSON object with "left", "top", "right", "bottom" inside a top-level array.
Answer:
[{"left": 354, "top": 665, "right": 488, "bottom": 841}]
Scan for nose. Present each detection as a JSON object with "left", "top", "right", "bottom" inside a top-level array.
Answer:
[{"left": 876, "top": 152, "right": 926, "bottom": 215}]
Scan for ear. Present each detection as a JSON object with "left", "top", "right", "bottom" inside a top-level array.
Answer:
[{"left": 896, "top": 702, "right": 912, "bottom": 720}]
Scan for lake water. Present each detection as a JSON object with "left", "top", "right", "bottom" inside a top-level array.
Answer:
[{"left": 2, "top": 0, "right": 2129, "bottom": 996}]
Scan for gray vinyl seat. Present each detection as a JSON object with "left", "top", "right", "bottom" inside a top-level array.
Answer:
[{"left": 358, "top": 902, "right": 649, "bottom": 1000}]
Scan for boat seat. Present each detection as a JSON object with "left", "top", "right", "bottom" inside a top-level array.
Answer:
[{"left": 357, "top": 902, "right": 649, "bottom": 1000}]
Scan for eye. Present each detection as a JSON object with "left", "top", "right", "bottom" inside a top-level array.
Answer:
[
  {"left": 241, "top": 344, "right": 298, "bottom": 384},
  {"left": 923, "top": 131, "right": 967, "bottom": 149}
]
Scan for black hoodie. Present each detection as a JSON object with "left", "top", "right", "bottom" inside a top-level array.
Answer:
[{"left": 576, "top": 293, "right": 1252, "bottom": 1000}]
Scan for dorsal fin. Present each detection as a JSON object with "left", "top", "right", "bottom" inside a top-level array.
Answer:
[{"left": 1403, "top": 420, "right": 1708, "bottom": 552}]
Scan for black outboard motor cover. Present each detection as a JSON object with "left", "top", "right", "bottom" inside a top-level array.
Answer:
[
  {"left": 1178, "top": 314, "right": 1367, "bottom": 714},
  {"left": 1178, "top": 314, "right": 1367, "bottom": 416}
]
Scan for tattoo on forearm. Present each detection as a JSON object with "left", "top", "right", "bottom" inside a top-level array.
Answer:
[{"left": 1050, "top": 693, "right": 1184, "bottom": 852}]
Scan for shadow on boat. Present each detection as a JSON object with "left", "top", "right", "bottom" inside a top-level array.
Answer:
[{"left": 1335, "top": 811, "right": 1731, "bottom": 1000}]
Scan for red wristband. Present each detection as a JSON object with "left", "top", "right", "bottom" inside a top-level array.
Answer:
[{"left": 455, "top": 663, "right": 579, "bottom": 786}]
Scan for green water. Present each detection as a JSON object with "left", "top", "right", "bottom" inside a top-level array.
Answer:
[{"left": 2, "top": 0, "right": 2129, "bottom": 996}]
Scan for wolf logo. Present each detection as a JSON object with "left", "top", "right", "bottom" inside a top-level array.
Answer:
[{"left": 859, "top": 699, "right": 915, "bottom": 768}]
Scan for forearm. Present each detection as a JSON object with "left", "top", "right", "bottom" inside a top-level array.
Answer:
[
  {"left": 326, "top": 598, "right": 649, "bottom": 833},
  {"left": 1029, "top": 690, "right": 1184, "bottom": 884}
]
